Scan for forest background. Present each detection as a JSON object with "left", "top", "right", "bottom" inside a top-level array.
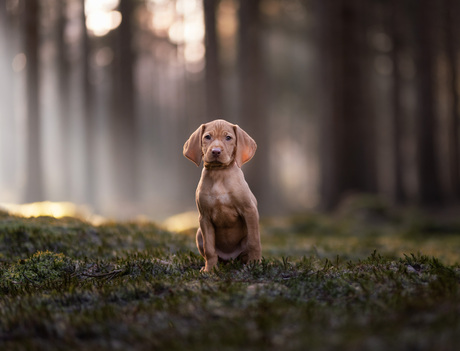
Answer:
[{"left": 1, "top": 0, "right": 459, "bottom": 221}]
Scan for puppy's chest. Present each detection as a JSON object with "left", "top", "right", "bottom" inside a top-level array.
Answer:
[
  {"left": 199, "top": 183, "right": 233, "bottom": 207},
  {"left": 198, "top": 183, "right": 240, "bottom": 224}
]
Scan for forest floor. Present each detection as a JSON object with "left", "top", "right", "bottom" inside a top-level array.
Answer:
[{"left": 1, "top": 197, "right": 460, "bottom": 350}]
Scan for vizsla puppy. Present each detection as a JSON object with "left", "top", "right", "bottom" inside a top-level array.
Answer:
[{"left": 183, "top": 119, "right": 261, "bottom": 272}]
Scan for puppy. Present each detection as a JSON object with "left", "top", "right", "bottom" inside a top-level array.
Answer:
[{"left": 183, "top": 119, "right": 261, "bottom": 272}]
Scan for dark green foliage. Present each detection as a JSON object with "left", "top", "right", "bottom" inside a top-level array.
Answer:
[
  {"left": 0, "top": 211, "right": 459, "bottom": 350},
  {"left": 0, "top": 214, "right": 191, "bottom": 261},
  {"left": 3, "top": 250, "right": 74, "bottom": 284}
]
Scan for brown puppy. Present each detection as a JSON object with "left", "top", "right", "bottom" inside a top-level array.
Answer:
[{"left": 183, "top": 119, "right": 261, "bottom": 272}]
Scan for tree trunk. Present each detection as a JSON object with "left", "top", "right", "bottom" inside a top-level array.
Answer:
[
  {"left": 413, "top": 0, "right": 443, "bottom": 205},
  {"left": 0, "top": 0, "right": 17, "bottom": 189},
  {"left": 317, "top": 0, "right": 341, "bottom": 210},
  {"left": 203, "top": 0, "right": 223, "bottom": 119},
  {"left": 24, "top": 0, "right": 44, "bottom": 202},
  {"left": 238, "top": 0, "right": 271, "bottom": 213},
  {"left": 112, "top": 0, "right": 138, "bottom": 204},
  {"left": 443, "top": 0, "right": 460, "bottom": 201},
  {"left": 317, "top": 0, "right": 377, "bottom": 210},
  {"left": 81, "top": 0, "right": 96, "bottom": 205},
  {"left": 390, "top": 0, "right": 405, "bottom": 204},
  {"left": 340, "top": 0, "right": 376, "bottom": 194},
  {"left": 57, "top": 0, "right": 71, "bottom": 199}
]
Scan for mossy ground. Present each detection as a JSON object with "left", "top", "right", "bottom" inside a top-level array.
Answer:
[{"left": 1, "top": 202, "right": 459, "bottom": 350}]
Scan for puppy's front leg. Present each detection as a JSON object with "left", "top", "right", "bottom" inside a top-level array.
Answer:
[
  {"left": 200, "top": 217, "right": 218, "bottom": 272},
  {"left": 244, "top": 207, "right": 262, "bottom": 262}
]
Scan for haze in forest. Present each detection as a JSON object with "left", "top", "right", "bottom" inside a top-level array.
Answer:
[{"left": 0, "top": 0, "right": 459, "bottom": 221}]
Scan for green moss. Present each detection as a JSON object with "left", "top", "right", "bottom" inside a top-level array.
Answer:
[
  {"left": 3, "top": 250, "right": 74, "bottom": 284},
  {"left": 0, "top": 211, "right": 459, "bottom": 350}
]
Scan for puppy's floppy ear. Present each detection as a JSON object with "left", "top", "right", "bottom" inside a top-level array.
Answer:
[
  {"left": 183, "top": 124, "right": 205, "bottom": 166},
  {"left": 234, "top": 124, "right": 257, "bottom": 167}
]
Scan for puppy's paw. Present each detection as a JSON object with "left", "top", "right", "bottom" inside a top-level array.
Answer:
[
  {"left": 247, "top": 254, "right": 262, "bottom": 263},
  {"left": 200, "top": 264, "right": 216, "bottom": 273}
]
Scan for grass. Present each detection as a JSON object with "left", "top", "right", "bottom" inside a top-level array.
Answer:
[{"left": 1, "top": 200, "right": 460, "bottom": 350}]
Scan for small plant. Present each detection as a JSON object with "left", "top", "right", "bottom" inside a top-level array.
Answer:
[{"left": 3, "top": 250, "right": 74, "bottom": 284}]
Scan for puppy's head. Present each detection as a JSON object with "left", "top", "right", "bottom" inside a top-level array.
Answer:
[{"left": 183, "top": 119, "right": 257, "bottom": 168}]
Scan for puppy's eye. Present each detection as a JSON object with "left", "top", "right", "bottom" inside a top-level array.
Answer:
[
  {"left": 204, "top": 135, "right": 211, "bottom": 140},
  {"left": 225, "top": 136, "right": 232, "bottom": 141}
]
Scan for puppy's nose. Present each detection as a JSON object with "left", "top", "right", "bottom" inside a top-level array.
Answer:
[{"left": 212, "top": 147, "right": 221, "bottom": 157}]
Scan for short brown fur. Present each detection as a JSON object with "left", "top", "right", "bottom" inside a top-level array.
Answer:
[{"left": 183, "top": 119, "right": 261, "bottom": 271}]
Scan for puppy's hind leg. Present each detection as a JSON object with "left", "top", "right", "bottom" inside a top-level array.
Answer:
[{"left": 196, "top": 228, "right": 205, "bottom": 257}]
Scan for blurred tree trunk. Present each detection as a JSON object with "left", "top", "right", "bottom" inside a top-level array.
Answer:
[
  {"left": 57, "top": 0, "right": 71, "bottom": 198},
  {"left": 317, "top": 0, "right": 340, "bottom": 210},
  {"left": 238, "top": 0, "right": 271, "bottom": 213},
  {"left": 112, "top": 0, "right": 138, "bottom": 204},
  {"left": 317, "top": 0, "right": 377, "bottom": 210},
  {"left": 0, "top": 0, "right": 16, "bottom": 189},
  {"left": 24, "top": 0, "right": 44, "bottom": 202},
  {"left": 203, "top": 0, "right": 223, "bottom": 119},
  {"left": 413, "top": 0, "right": 443, "bottom": 205},
  {"left": 443, "top": 0, "right": 460, "bottom": 201},
  {"left": 81, "top": 0, "right": 96, "bottom": 204},
  {"left": 390, "top": 0, "right": 405, "bottom": 204}
]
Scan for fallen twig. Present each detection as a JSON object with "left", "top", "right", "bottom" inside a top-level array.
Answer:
[
  {"left": 22, "top": 272, "right": 39, "bottom": 287},
  {"left": 80, "top": 269, "right": 123, "bottom": 278}
]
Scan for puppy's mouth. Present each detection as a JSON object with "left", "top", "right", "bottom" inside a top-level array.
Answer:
[
  {"left": 204, "top": 153, "right": 233, "bottom": 169},
  {"left": 209, "top": 155, "right": 222, "bottom": 162},
  {"left": 205, "top": 159, "right": 223, "bottom": 165},
  {"left": 204, "top": 160, "right": 231, "bottom": 170}
]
